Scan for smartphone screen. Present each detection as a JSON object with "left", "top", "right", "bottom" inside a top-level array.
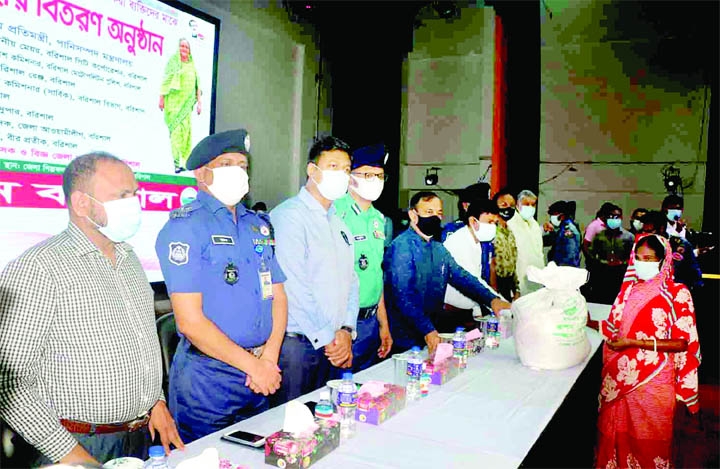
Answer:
[{"left": 304, "top": 400, "right": 317, "bottom": 415}]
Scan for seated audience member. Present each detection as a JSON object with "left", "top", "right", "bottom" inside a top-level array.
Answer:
[
  {"left": 542, "top": 200, "right": 581, "bottom": 267},
  {"left": 0, "top": 153, "right": 182, "bottom": 466},
  {"left": 589, "top": 234, "right": 700, "bottom": 469},
  {"left": 493, "top": 189, "right": 520, "bottom": 300},
  {"left": 507, "top": 189, "right": 545, "bottom": 295},
  {"left": 662, "top": 194, "right": 686, "bottom": 238},
  {"left": 443, "top": 199, "right": 502, "bottom": 330},
  {"left": 383, "top": 191, "right": 511, "bottom": 354},
  {"left": 587, "top": 204, "right": 635, "bottom": 304},
  {"left": 641, "top": 210, "right": 704, "bottom": 293},
  {"left": 629, "top": 207, "right": 648, "bottom": 235}
]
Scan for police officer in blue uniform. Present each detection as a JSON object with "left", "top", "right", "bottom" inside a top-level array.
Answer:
[{"left": 155, "top": 129, "right": 288, "bottom": 443}]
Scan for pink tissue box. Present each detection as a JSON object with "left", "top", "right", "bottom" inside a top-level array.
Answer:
[
  {"left": 264, "top": 419, "right": 340, "bottom": 469},
  {"left": 424, "top": 356, "right": 461, "bottom": 385},
  {"left": 355, "top": 383, "right": 406, "bottom": 425}
]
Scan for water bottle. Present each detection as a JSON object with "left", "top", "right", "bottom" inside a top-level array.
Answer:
[
  {"left": 337, "top": 372, "right": 357, "bottom": 439},
  {"left": 419, "top": 361, "right": 431, "bottom": 397},
  {"left": 315, "top": 390, "right": 334, "bottom": 420},
  {"left": 405, "top": 346, "right": 423, "bottom": 401},
  {"left": 486, "top": 315, "right": 500, "bottom": 349},
  {"left": 452, "top": 327, "right": 468, "bottom": 369},
  {"left": 144, "top": 446, "right": 169, "bottom": 468}
]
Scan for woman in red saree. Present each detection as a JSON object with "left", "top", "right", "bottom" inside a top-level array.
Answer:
[{"left": 591, "top": 233, "right": 701, "bottom": 468}]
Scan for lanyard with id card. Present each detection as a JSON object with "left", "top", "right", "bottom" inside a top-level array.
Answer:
[{"left": 258, "top": 258, "right": 274, "bottom": 300}]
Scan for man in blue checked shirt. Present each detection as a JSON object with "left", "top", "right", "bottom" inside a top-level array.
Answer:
[
  {"left": 269, "top": 136, "right": 360, "bottom": 407},
  {"left": 384, "top": 191, "right": 511, "bottom": 355},
  {"left": 156, "top": 129, "right": 288, "bottom": 443}
]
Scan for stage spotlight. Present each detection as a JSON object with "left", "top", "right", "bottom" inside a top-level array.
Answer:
[
  {"left": 662, "top": 165, "right": 682, "bottom": 195},
  {"left": 425, "top": 167, "right": 439, "bottom": 186}
]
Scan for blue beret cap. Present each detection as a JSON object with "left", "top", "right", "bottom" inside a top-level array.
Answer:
[
  {"left": 351, "top": 143, "right": 387, "bottom": 170},
  {"left": 185, "top": 129, "right": 251, "bottom": 170}
]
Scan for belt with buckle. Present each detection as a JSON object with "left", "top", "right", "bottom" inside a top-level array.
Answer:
[
  {"left": 358, "top": 304, "right": 379, "bottom": 320},
  {"left": 60, "top": 414, "right": 149, "bottom": 435},
  {"left": 285, "top": 331, "right": 309, "bottom": 341},
  {"left": 190, "top": 344, "right": 264, "bottom": 359}
]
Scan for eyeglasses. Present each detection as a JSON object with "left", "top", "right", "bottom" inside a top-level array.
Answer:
[{"left": 351, "top": 172, "right": 388, "bottom": 181}]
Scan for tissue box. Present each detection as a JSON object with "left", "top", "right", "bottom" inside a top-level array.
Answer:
[
  {"left": 424, "top": 356, "right": 461, "bottom": 385},
  {"left": 264, "top": 419, "right": 340, "bottom": 469},
  {"left": 355, "top": 383, "right": 406, "bottom": 425}
]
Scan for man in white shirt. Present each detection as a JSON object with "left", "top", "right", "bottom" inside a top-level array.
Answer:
[
  {"left": 507, "top": 189, "right": 545, "bottom": 295},
  {"left": 441, "top": 200, "right": 503, "bottom": 331}
]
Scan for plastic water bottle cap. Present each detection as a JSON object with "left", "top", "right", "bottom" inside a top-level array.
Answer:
[
  {"left": 411, "top": 346, "right": 420, "bottom": 352},
  {"left": 455, "top": 327, "right": 464, "bottom": 332},
  {"left": 320, "top": 390, "right": 331, "bottom": 400},
  {"left": 148, "top": 446, "right": 165, "bottom": 458},
  {"left": 342, "top": 371, "right": 353, "bottom": 380}
]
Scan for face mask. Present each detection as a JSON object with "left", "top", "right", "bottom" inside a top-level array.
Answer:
[
  {"left": 415, "top": 214, "right": 442, "bottom": 239},
  {"left": 86, "top": 195, "right": 142, "bottom": 243},
  {"left": 632, "top": 219, "right": 644, "bottom": 232},
  {"left": 206, "top": 166, "right": 249, "bottom": 206},
  {"left": 473, "top": 222, "right": 497, "bottom": 242},
  {"left": 634, "top": 260, "right": 660, "bottom": 281},
  {"left": 519, "top": 205, "right": 536, "bottom": 221},
  {"left": 311, "top": 165, "right": 349, "bottom": 201},
  {"left": 498, "top": 207, "right": 514, "bottom": 221},
  {"left": 550, "top": 215, "right": 561, "bottom": 227},
  {"left": 350, "top": 175, "right": 384, "bottom": 201},
  {"left": 666, "top": 209, "right": 682, "bottom": 222},
  {"left": 606, "top": 218, "right": 622, "bottom": 230}
]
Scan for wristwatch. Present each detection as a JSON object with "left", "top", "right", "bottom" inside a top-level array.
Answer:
[{"left": 340, "top": 326, "right": 357, "bottom": 341}]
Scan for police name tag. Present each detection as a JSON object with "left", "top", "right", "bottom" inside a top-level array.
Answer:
[
  {"left": 259, "top": 270, "right": 273, "bottom": 300},
  {"left": 212, "top": 235, "right": 235, "bottom": 245}
]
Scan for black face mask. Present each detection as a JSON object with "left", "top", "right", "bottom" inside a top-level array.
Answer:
[
  {"left": 498, "top": 207, "right": 514, "bottom": 221},
  {"left": 415, "top": 214, "right": 442, "bottom": 240}
]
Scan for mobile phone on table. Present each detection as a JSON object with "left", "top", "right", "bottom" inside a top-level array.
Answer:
[
  {"left": 304, "top": 400, "right": 317, "bottom": 415},
  {"left": 221, "top": 429, "right": 267, "bottom": 448}
]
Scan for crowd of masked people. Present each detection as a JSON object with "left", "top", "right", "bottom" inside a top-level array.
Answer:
[{"left": 0, "top": 131, "right": 712, "bottom": 468}]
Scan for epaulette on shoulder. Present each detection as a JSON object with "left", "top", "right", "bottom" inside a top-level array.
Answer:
[{"left": 169, "top": 201, "right": 200, "bottom": 219}]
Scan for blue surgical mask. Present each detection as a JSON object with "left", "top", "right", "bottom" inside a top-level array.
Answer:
[
  {"left": 666, "top": 209, "right": 682, "bottom": 222},
  {"left": 606, "top": 218, "right": 622, "bottom": 230}
]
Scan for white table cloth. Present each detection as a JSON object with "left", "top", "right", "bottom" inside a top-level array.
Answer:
[{"left": 168, "top": 303, "right": 612, "bottom": 469}]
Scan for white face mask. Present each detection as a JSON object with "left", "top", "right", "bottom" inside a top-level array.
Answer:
[
  {"left": 634, "top": 260, "right": 660, "bottom": 281},
  {"left": 311, "top": 164, "right": 349, "bottom": 201},
  {"left": 206, "top": 166, "right": 249, "bottom": 206},
  {"left": 550, "top": 215, "right": 561, "bottom": 227},
  {"left": 519, "top": 205, "right": 536, "bottom": 221},
  {"left": 86, "top": 195, "right": 142, "bottom": 243},
  {"left": 473, "top": 222, "right": 497, "bottom": 242},
  {"left": 350, "top": 175, "right": 384, "bottom": 201},
  {"left": 632, "top": 219, "right": 644, "bottom": 232}
]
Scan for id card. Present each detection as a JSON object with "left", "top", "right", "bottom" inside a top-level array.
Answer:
[{"left": 259, "top": 269, "right": 273, "bottom": 300}]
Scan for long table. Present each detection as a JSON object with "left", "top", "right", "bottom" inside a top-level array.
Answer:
[{"left": 168, "top": 303, "right": 612, "bottom": 469}]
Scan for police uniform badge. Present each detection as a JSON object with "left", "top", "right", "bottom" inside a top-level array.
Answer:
[
  {"left": 224, "top": 262, "right": 239, "bottom": 285},
  {"left": 168, "top": 242, "right": 189, "bottom": 266},
  {"left": 259, "top": 225, "right": 270, "bottom": 237},
  {"left": 358, "top": 254, "right": 369, "bottom": 270}
]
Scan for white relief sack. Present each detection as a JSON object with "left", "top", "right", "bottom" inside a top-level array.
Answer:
[{"left": 512, "top": 262, "right": 591, "bottom": 370}]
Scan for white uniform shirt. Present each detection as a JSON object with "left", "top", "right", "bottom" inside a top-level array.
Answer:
[{"left": 507, "top": 211, "right": 545, "bottom": 295}]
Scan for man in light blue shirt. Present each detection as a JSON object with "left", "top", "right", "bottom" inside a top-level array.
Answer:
[{"left": 269, "top": 136, "right": 359, "bottom": 406}]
